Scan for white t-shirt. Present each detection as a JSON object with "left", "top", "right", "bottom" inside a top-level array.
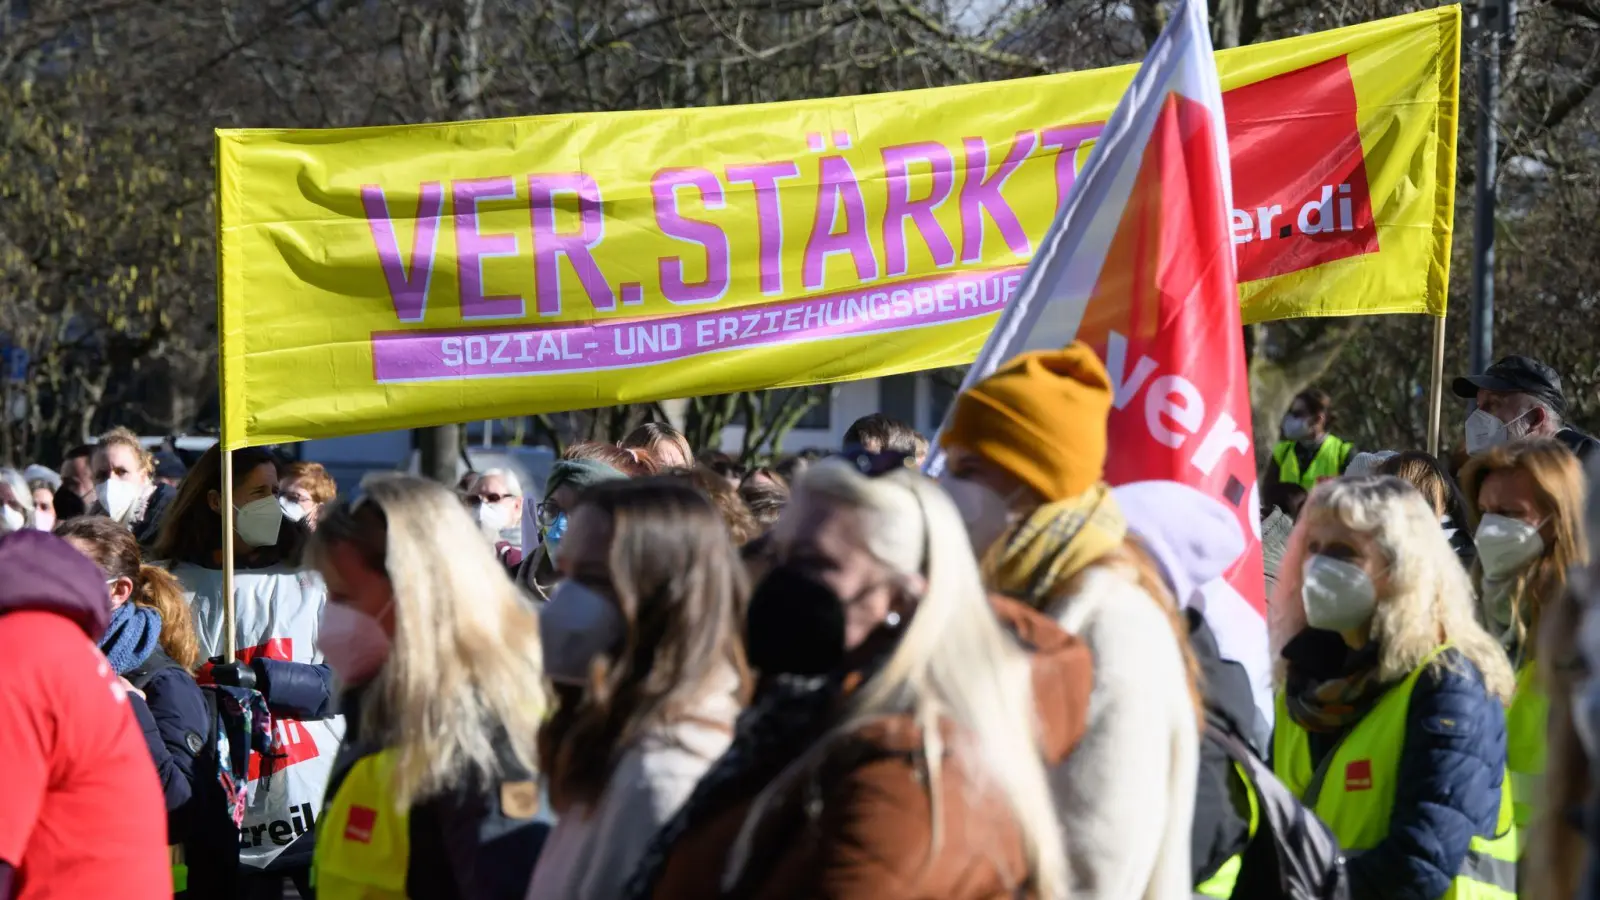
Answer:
[{"left": 174, "top": 562, "right": 346, "bottom": 870}]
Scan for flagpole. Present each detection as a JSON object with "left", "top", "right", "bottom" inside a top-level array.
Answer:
[
  {"left": 1426, "top": 316, "right": 1447, "bottom": 457},
  {"left": 221, "top": 448, "right": 237, "bottom": 662}
]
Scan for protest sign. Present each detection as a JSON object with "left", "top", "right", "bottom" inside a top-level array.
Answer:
[
  {"left": 919, "top": 0, "right": 1270, "bottom": 708},
  {"left": 217, "top": 6, "right": 1459, "bottom": 448},
  {"left": 927, "top": 0, "right": 1263, "bottom": 609}
]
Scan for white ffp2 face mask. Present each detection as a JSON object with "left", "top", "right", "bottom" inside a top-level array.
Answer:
[
  {"left": 473, "top": 501, "right": 512, "bottom": 538},
  {"left": 316, "top": 602, "right": 392, "bottom": 687},
  {"left": 236, "top": 496, "right": 284, "bottom": 548},
  {"left": 0, "top": 505, "right": 23, "bottom": 534},
  {"left": 279, "top": 496, "right": 310, "bottom": 523},
  {"left": 1301, "top": 554, "right": 1379, "bottom": 632},
  {"left": 940, "top": 476, "right": 1013, "bottom": 555},
  {"left": 1465, "top": 408, "right": 1533, "bottom": 456},
  {"left": 97, "top": 478, "right": 140, "bottom": 523},
  {"left": 540, "top": 580, "right": 625, "bottom": 686},
  {"left": 1475, "top": 514, "right": 1546, "bottom": 579}
]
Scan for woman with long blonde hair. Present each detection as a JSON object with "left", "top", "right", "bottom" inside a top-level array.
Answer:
[
  {"left": 1271, "top": 476, "right": 1517, "bottom": 900},
  {"left": 308, "top": 474, "right": 548, "bottom": 899},
  {"left": 629, "top": 455, "right": 1070, "bottom": 899},
  {"left": 1460, "top": 439, "right": 1588, "bottom": 891},
  {"left": 91, "top": 426, "right": 176, "bottom": 546}
]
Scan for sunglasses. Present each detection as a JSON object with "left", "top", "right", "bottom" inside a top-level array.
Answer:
[
  {"left": 466, "top": 492, "right": 515, "bottom": 506},
  {"left": 837, "top": 446, "right": 917, "bottom": 477}
]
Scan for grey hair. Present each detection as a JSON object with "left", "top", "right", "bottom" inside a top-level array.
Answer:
[
  {"left": 1531, "top": 396, "right": 1565, "bottom": 431},
  {"left": 0, "top": 468, "right": 34, "bottom": 530},
  {"left": 478, "top": 467, "right": 523, "bottom": 498}
]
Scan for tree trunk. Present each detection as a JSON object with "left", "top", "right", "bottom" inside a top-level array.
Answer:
[
  {"left": 1247, "top": 320, "right": 1358, "bottom": 468},
  {"left": 417, "top": 425, "right": 460, "bottom": 484}
]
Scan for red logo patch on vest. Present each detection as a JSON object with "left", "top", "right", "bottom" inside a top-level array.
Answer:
[
  {"left": 1344, "top": 759, "right": 1373, "bottom": 791},
  {"left": 344, "top": 805, "right": 377, "bottom": 843}
]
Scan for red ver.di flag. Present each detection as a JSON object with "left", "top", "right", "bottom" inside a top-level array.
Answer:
[{"left": 928, "top": 0, "right": 1266, "bottom": 679}]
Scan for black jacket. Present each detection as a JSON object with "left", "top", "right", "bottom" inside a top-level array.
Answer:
[
  {"left": 322, "top": 689, "right": 548, "bottom": 899},
  {"left": 126, "top": 650, "right": 241, "bottom": 898},
  {"left": 132, "top": 483, "right": 177, "bottom": 550},
  {"left": 1558, "top": 427, "right": 1600, "bottom": 467},
  {"left": 1190, "top": 609, "right": 1262, "bottom": 886},
  {"left": 126, "top": 650, "right": 209, "bottom": 831}
]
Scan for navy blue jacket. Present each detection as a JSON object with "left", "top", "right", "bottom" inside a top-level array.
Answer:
[
  {"left": 251, "top": 657, "right": 337, "bottom": 720},
  {"left": 128, "top": 650, "right": 244, "bottom": 897},
  {"left": 126, "top": 650, "right": 210, "bottom": 835},
  {"left": 1301, "top": 648, "right": 1507, "bottom": 900}
]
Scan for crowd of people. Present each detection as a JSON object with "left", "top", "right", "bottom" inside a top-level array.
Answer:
[{"left": 5, "top": 348, "right": 1600, "bottom": 900}]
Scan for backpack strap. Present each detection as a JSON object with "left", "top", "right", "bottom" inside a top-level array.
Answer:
[
  {"left": 124, "top": 650, "right": 183, "bottom": 693},
  {"left": 1211, "top": 729, "right": 1351, "bottom": 900}
]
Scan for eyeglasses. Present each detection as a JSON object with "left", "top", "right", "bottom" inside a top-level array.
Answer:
[
  {"left": 535, "top": 502, "right": 563, "bottom": 527},
  {"left": 837, "top": 447, "right": 917, "bottom": 477},
  {"left": 467, "top": 492, "right": 515, "bottom": 506}
]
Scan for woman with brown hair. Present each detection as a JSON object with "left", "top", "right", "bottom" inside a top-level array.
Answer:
[
  {"left": 565, "top": 440, "right": 657, "bottom": 477},
  {"left": 1379, "top": 450, "right": 1477, "bottom": 568},
  {"left": 621, "top": 422, "right": 694, "bottom": 470},
  {"left": 665, "top": 464, "right": 758, "bottom": 546},
  {"left": 56, "top": 516, "right": 234, "bottom": 896},
  {"left": 527, "top": 478, "right": 750, "bottom": 900},
  {"left": 155, "top": 445, "right": 339, "bottom": 898},
  {"left": 278, "top": 460, "right": 337, "bottom": 530},
  {"left": 1460, "top": 439, "right": 1589, "bottom": 879}
]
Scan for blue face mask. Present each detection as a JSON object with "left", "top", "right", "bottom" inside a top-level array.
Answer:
[{"left": 543, "top": 512, "right": 568, "bottom": 563}]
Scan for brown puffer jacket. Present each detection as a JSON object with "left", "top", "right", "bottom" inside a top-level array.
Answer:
[{"left": 646, "top": 596, "right": 1091, "bottom": 899}]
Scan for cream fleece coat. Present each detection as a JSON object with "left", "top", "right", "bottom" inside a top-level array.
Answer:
[
  {"left": 1047, "top": 562, "right": 1199, "bottom": 900},
  {"left": 526, "top": 685, "right": 740, "bottom": 900}
]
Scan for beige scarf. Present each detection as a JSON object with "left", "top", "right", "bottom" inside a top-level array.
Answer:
[{"left": 983, "top": 483, "right": 1128, "bottom": 610}]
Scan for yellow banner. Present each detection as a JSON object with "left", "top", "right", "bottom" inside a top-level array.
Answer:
[{"left": 217, "top": 6, "right": 1459, "bottom": 448}]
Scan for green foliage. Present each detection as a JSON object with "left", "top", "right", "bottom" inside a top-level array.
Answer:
[{"left": 1, "top": 0, "right": 1596, "bottom": 468}]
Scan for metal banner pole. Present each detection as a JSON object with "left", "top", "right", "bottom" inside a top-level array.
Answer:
[
  {"left": 1426, "top": 316, "right": 1448, "bottom": 457},
  {"left": 221, "top": 448, "right": 237, "bottom": 662}
]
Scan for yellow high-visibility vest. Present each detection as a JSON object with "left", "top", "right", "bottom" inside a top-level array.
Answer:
[
  {"left": 311, "top": 750, "right": 410, "bottom": 900},
  {"left": 1273, "top": 645, "right": 1518, "bottom": 900},
  {"left": 1506, "top": 661, "right": 1547, "bottom": 841},
  {"left": 1272, "top": 435, "right": 1353, "bottom": 489},
  {"left": 1195, "top": 759, "right": 1260, "bottom": 900},
  {"left": 170, "top": 844, "right": 186, "bottom": 894}
]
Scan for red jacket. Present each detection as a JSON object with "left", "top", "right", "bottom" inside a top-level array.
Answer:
[{"left": 0, "top": 531, "right": 169, "bottom": 900}]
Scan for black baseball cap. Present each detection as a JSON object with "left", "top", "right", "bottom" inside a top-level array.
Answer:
[
  {"left": 1452, "top": 355, "right": 1567, "bottom": 417},
  {"left": 153, "top": 451, "right": 188, "bottom": 481}
]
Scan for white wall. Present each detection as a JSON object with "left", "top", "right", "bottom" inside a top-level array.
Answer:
[{"left": 718, "top": 373, "right": 950, "bottom": 457}]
